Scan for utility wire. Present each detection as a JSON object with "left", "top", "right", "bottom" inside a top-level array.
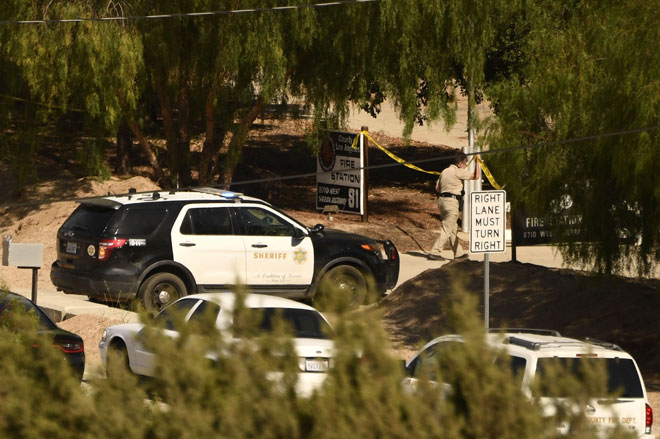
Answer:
[
  {"left": 0, "top": 0, "right": 379, "bottom": 25},
  {"left": 0, "top": 94, "right": 86, "bottom": 113},
  {"left": 2, "top": 125, "right": 658, "bottom": 209}
]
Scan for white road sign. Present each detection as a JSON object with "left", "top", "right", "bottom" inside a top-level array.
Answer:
[
  {"left": 469, "top": 190, "right": 506, "bottom": 253},
  {"left": 316, "top": 131, "right": 364, "bottom": 215}
]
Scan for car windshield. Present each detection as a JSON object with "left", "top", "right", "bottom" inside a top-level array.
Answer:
[
  {"left": 255, "top": 308, "right": 332, "bottom": 340},
  {"left": 535, "top": 357, "right": 643, "bottom": 398}
]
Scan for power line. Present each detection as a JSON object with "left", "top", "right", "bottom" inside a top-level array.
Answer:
[
  {"left": 0, "top": 94, "right": 86, "bottom": 113},
  {"left": 2, "top": 125, "right": 658, "bottom": 209},
  {"left": 0, "top": 0, "right": 379, "bottom": 25}
]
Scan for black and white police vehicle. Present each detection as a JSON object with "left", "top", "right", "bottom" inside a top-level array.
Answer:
[{"left": 51, "top": 188, "right": 399, "bottom": 311}]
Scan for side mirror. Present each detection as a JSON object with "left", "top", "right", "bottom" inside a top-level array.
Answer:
[{"left": 310, "top": 224, "right": 325, "bottom": 234}]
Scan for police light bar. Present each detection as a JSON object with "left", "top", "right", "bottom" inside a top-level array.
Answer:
[{"left": 191, "top": 187, "right": 243, "bottom": 199}]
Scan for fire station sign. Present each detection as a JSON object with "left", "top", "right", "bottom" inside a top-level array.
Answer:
[
  {"left": 316, "top": 131, "right": 364, "bottom": 215},
  {"left": 469, "top": 190, "right": 506, "bottom": 253}
]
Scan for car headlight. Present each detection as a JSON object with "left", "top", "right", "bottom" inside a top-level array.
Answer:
[
  {"left": 361, "top": 243, "right": 386, "bottom": 259},
  {"left": 100, "top": 329, "right": 107, "bottom": 343}
]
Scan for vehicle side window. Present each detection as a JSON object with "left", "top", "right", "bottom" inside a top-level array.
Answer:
[
  {"left": 187, "top": 299, "right": 221, "bottom": 333},
  {"left": 412, "top": 341, "right": 463, "bottom": 381},
  {"left": 495, "top": 354, "right": 527, "bottom": 387},
  {"left": 180, "top": 207, "right": 233, "bottom": 235},
  {"left": 155, "top": 298, "right": 200, "bottom": 331},
  {"left": 61, "top": 205, "right": 116, "bottom": 236},
  {"left": 237, "top": 207, "right": 294, "bottom": 236},
  {"left": 107, "top": 207, "right": 168, "bottom": 236}
]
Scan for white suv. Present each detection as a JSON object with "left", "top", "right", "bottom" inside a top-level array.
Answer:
[{"left": 404, "top": 329, "right": 654, "bottom": 438}]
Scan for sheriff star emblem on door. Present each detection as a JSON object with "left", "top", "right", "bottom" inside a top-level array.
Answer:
[{"left": 293, "top": 248, "right": 308, "bottom": 264}]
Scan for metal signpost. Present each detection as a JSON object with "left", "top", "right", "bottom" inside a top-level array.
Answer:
[{"left": 469, "top": 190, "right": 506, "bottom": 330}]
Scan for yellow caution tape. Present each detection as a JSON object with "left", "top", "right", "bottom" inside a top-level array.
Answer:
[
  {"left": 476, "top": 156, "right": 503, "bottom": 190},
  {"left": 350, "top": 130, "right": 503, "bottom": 189},
  {"left": 351, "top": 131, "right": 441, "bottom": 175}
]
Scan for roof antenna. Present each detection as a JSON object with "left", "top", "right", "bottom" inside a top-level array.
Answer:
[{"left": 152, "top": 192, "right": 160, "bottom": 200}]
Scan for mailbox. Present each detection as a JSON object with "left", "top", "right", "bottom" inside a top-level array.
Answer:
[{"left": 3, "top": 238, "right": 43, "bottom": 268}]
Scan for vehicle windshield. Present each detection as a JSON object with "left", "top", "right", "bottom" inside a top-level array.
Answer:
[
  {"left": 535, "top": 357, "right": 643, "bottom": 398},
  {"left": 256, "top": 308, "right": 332, "bottom": 340}
]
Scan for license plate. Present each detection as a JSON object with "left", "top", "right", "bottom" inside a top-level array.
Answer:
[
  {"left": 65, "top": 241, "right": 77, "bottom": 254},
  {"left": 305, "top": 359, "right": 329, "bottom": 372}
]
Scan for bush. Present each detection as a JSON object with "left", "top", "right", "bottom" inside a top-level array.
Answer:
[{"left": 0, "top": 284, "right": 636, "bottom": 439}]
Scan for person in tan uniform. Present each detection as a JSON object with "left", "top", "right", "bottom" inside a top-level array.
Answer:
[{"left": 428, "top": 152, "right": 479, "bottom": 260}]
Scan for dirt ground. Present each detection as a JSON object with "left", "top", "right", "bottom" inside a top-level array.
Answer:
[{"left": 1, "top": 117, "right": 660, "bottom": 423}]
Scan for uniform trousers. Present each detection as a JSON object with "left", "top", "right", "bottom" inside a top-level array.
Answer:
[{"left": 430, "top": 197, "right": 464, "bottom": 259}]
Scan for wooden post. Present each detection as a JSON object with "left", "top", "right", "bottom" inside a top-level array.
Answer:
[
  {"left": 361, "top": 126, "right": 369, "bottom": 223},
  {"left": 31, "top": 268, "right": 38, "bottom": 303}
]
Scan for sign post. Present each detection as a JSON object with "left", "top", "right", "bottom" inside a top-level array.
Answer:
[{"left": 469, "top": 190, "right": 506, "bottom": 331}]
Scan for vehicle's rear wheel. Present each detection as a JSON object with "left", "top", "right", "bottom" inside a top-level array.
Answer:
[
  {"left": 138, "top": 272, "right": 187, "bottom": 313},
  {"left": 315, "top": 265, "right": 368, "bottom": 311},
  {"left": 106, "top": 342, "right": 131, "bottom": 380}
]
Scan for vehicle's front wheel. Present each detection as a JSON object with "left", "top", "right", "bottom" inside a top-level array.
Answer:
[
  {"left": 105, "top": 342, "right": 132, "bottom": 380},
  {"left": 138, "top": 272, "right": 187, "bottom": 313},
  {"left": 315, "top": 265, "right": 368, "bottom": 311}
]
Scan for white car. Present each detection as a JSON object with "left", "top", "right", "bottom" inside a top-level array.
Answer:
[
  {"left": 99, "top": 292, "right": 334, "bottom": 396},
  {"left": 403, "top": 330, "right": 654, "bottom": 439}
]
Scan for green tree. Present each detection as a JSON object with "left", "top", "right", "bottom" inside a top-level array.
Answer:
[
  {"left": 314, "top": 0, "right": 519, "bottom": 142},
  {"left": 113, "top": 0, "right": 316, "bottom": 188},
  {"left": 0, "top": 0, "right": 146, "bottom": 186},
  {"left": 485, "top": 0, "right": 660, "bottom": 275},
  {"left": 1, "top": 1, "right": 317, "bottom": 188}
]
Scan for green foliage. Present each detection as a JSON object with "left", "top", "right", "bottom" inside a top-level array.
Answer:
[
  {"left": 306, "top": 305, "right": 447, "bottom": 439},
  {"left": 0, "top": 301, "right": 92, "bottom": 438},
  {"left": 0, "top": 282, "right": 641, "bottom": 439},
  {"left": 131, "top": 286, "right": 303, "bottom": 439},
  {"left": 2, "top": 0, "right": 657, "bottom": 275},
  {"left": 77, "top": 134, "right": 111, "bottom": 180},
  {"left": 0, "top": 0, "right": 144, "bottom": 187},
  {"left": 485, "top": 0, "right": 660, "bottom": 275}
]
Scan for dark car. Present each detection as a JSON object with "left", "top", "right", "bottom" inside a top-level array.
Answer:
[
  {"left": 51, "top": 188, "right": 399, "bottom": 312},
  {"left": 0, "top": 292, "right": 85, "bottom": 381}
]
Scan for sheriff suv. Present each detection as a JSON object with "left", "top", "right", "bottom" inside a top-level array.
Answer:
[
  {"left": 51, "top": 188, "right": 399, "bottom": 312},
  {"left": 403, "top": 329, "right": 654, "bottom": 439}
]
